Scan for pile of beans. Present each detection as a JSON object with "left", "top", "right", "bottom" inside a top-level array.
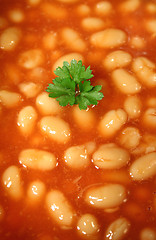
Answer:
[{"left": 0, "top": 0, "right": 156, "bottom": 239}]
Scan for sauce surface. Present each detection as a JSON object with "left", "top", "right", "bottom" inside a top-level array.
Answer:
[{"left": 0, "top": 0, "right": 156, "bottom": 239}]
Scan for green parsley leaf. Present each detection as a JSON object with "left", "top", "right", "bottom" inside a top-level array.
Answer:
[
  {"left": 54, "top": 65, "right": 71, "bottom": 81},
  {"left": 77, "top": 83, "right": 103, "bottom": 109},
  {"left": 79, "top": 80, "right": 93, "bottom": 92},
  {"left": 46, "top": 78, "right": 75, "bottom": 106},
  {"left": 75, "top": 95, "right": 90, "bottom": 110},
  {"left": 46, "top": 59, "right": 104, "bottom": 110},
  {"left": 56, "top": 95, "right": 75, "bottom": 106},
  {"left": 64, "top": 59, "right": 94, "bottom": 84}
]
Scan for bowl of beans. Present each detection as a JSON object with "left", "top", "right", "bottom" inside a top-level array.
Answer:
[{"left": 0, "top": 0, "right": 156, "bottom": 239}]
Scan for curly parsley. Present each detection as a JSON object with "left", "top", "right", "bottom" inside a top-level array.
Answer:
[{"left": 46, "top": 59, "right": 104, "bottom": 110}]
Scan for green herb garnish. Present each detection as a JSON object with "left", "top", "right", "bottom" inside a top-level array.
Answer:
[{"left": 46, "top": 59, "right": 104, "bottom": 110}]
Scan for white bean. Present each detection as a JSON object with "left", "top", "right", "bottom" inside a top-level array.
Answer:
[
  {"left": 27, "top": 0, "right": 41, "bottom": 5},
  {"left": 28, "top": 67, "right": 47, "bottom": 82},
  {"left": 76, "top": 4, "right": 90, "bottom": 16},
  {"left": 0, "top": 27, "right": 21, "bottom": 51},
  {"left": 133, "top": 56, "right": 155, "bottom": 70},
  {"left": 129, "top": 152, "right": 156, "bottom": 181},
  {"left": 61, "top": 28, "right": 86, "bottom": 52},
  {"left": 8, "top": 9, "right": 24, "bottom": 23},
  {"left": 52, "top": 53, "right": 84, "bottom": 71},
  {"left": 90, "top": 28, "right": 127, "bottom": 48},
  {"left": 140, "top": 228, "right": 156, "bottom": 240},
  {"left": 73, "top": 106, "right": 95, "bottom": 131},
  {"left": 119, "top": 0, "right": 140, "bottom": 12},
  {"left": 85, "top": 184, "right": 127, "bottom": 209},
  {"left": 131, "top": 134, "right": 156, "bottom": 156},
  {"left": 146, "top": 98, "right": 156, "bottom": 108},
  {"left": 95, "top": 1, "right": 112, "bottom": 16},
  {"left": 2, "top": 166, "right": 23, "bottom": 200},
  {"left": 19, "top": 82, "right": 42, "bottom": 98},
  {"left": 42, "top": 32, "right": 57, "bottom": 50},
  {"left": 5, "top": 63, "right": 21, "bottom": 84},
  {"left": 104, "top": 217, "right": 130, "bottom": 240},
  {"left": 92, "top": 144, "right": 130, "bottom": 169},
  {"left": 81, "top": 17, "right": 105, "bottom": 31},
  {"left": 104, "top": 207, "right": 119, "bottom": 213},
  {"left": 146, "top": 3, "right": 156, "bottom": 14},
  {"left": 142, "top": 108, "right": 156, "bottom": 130},
  {"left": 103, "top": 50, "right": 132, "bottom": 71},
  {"left": 112, "top": 69, "right": 142, "bottom": 94},
  {"left": 98, "top": 109, "right": 127, "bottom": 138},
  {"left": 143, "top": 135, "right": 156, "bottom": 154},
  {"left": 130, "top": 36, "right": 145, "bottom": 49},
  {"left": 85, "top": 142, "right": 96, "bottom": 155},
  {"left": 0, "top": 90, "right": 21, "bottom": 108},
  {"left": 124, "top": 95, "right": 142, "bottom": 119},
  {"left": 64, "top": 145, "right": 89, "bottom": 169},
  {"left": 77, "top": 214, "right": 100, "bottom": 238},
  {"left": 17, "top": 106, "right": 38, "bottom": 136},
  {"left": 132, "top": 57, "right": 156, "bottom": 88},
  {"left": 19, "top": 149, "right": 57, "bottom": 170},
  {"left": 119, "top": 127, "right": 141, "bottom": 150},
  {"left": 41, "top": 3, "right": 67, "bottom": 20},
  {"left": 46, "top": 190, "right": 76, "bottom": 229},
  {"left": 27, "top": 180, "right": 46, "bottom": 202},
  {"left": 146, "top": 20, "right": 156, "bottom": 34},
  {"left": 18, "top": 49, "right": 44, "bottom": 69},
  {"left": 40, "top": 116, "right": 71, "bottom": 143},
  {"left": 36, "top": 92, "right": 61, "bottom": 115}
]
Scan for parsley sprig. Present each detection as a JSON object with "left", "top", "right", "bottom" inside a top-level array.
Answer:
[{"left": 46, "top": 60, "right": 104, "bottom": 110}]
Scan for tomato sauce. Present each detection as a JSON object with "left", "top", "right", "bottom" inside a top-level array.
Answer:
[{"left": 0, "top": 0, "right": 156, "bottom": 239}]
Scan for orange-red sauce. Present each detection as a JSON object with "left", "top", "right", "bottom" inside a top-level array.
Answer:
[{"left": 0, "top": 0, "right": 156, "bottom": 239}]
